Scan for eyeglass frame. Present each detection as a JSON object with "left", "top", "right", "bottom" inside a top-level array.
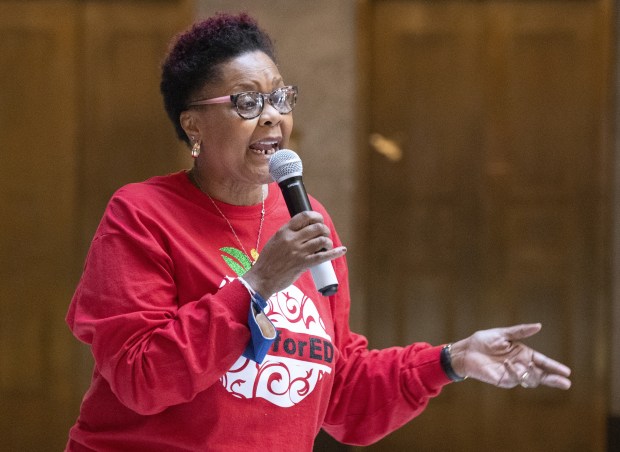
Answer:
[{"left": 186, "top": 85, "right": 298, "bottom": 120}]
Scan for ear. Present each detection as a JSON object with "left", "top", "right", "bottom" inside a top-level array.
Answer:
[{"left": 180, "top": 110, "right": 200, "bottom": 142}]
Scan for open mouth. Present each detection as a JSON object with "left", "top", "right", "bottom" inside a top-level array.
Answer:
[{"left": 249, "top": 140, "right": 280, "bottom": 155}]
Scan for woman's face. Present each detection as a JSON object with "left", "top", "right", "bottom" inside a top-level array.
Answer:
[{"left": 183, "top": 50, "right": 294, "bottom": 191}]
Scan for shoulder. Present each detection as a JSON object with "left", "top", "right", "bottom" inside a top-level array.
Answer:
[
  {"left": 107, "top": 171, "right": 190, "bottom": 212},
  {"left": 114, "top": 171, "right": 187, "bottom": 201},
  {"left": 97, "top": 171, "right": 192, "bottom": 234}
]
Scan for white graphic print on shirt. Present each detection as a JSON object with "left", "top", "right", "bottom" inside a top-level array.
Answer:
[{"left": 219, "top": 279, "right": 333, "bottom": 408}]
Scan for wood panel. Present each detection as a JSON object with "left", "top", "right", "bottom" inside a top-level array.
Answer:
[
  {"left": 365, "top": 5, "right": 487, "bottom": 449},
  {"left": 79, "top": 1, "right": 192, "bottom": 254},
  {"left": 0, "top": 1, "right": 192, "bottom": 450},
  {"left": 362, "top": 1, "right": 610, "bottom": 451},
  {"left": 481, "top": 4, "right": 608, "bottom": 450},
  {"left": 0, "top": 2, "right": 79, "bottom": 449}
]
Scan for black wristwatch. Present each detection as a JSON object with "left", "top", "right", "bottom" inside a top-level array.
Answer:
[{"left": 440, "top": 343, "right": 467, "bottom": 382}]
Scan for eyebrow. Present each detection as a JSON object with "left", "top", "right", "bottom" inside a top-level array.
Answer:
[{"left": 225, "top": 73, "right": 284, "bottom": 93}]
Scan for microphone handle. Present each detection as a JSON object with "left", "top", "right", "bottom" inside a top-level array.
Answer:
[
  {"left": 310, "top": 264, "right": 338, "bottom": 296},
  {"left": 278, "top": 176, "right": 338, "bottom": 296},
  {"left": 278, "top": 176, "right": 312, "bottom": 215}
]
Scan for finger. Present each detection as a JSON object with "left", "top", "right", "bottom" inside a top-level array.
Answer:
[
  {"left": 502, "top": 359, "right": 523, "bottom": 387},
  {"left": 297, "top": 223, "right": 332, "bottom": 245},
  {"left": 507, "top": 359, "right": 543, "bottom": 389},
  {"left": 532, "top": 351, "right": 572, "bottom": 378},
  {"left": 298, "top": 235, "right": 334, "bottom": 256},
  {"left": 501, "top": 323, "right": 542, "bottom": 341},
  {"left": 289, "top": 211, "right": 324, "bottom": 231},
  {"left": 539, "top": 372, "right": 572, "bottom": 390},
  {"left": 305, "top": 245, "right": 347, "bottom": 266}
]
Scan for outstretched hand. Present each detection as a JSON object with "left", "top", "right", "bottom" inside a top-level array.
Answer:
[{"left": 449, "top": 323, "right": 571, "bottom": 390}]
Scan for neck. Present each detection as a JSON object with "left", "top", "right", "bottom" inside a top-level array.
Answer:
[{"left": 189, "top": 168, "right": 267, "bottom": 206}]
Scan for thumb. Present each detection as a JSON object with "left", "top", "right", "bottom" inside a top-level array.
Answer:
[{"left": 502, "top": 323, "right": 542, "bottom": 341}]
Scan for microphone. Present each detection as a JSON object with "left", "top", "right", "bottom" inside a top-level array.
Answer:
[{"left": 269, "top": 149, "right": 339, "bottom": 296}]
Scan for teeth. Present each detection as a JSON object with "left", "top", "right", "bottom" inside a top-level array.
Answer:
[{"left": 251, "top": 141, "right": 279, "bottom": 155}]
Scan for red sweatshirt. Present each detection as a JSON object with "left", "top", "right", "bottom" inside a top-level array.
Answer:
[{"left": 65, "top": 171, "right": 451, "bottom": 451}]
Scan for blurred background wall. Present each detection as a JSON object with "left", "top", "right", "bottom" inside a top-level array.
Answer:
[{"left": 0, "top": 0, "right": 617, "bottom": 450}]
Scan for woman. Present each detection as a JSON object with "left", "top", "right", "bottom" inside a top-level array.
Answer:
[{"left": 65, "top": 13, "right": 571, "bottom": 451}]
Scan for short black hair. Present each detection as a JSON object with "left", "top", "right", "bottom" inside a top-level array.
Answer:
[{"left": 160, "top": 13, "right": 277, "bottom": 144}]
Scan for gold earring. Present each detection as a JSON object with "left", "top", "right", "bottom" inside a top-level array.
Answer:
[{"left": 191, "top": 139, "right": 201, "bottom": 158}]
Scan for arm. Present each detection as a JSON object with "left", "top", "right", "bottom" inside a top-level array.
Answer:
[
  {"left": 323, "top": 336, "right": 451, "bottom": 446},
  {"left": 320, "top": 253, "right": 452, "bottom": 446},
  {"left": 67, "top": 195, "right": 253, "bottom": 415},
  {"left": 318, "top": 233, "right": 570, "bottom": 445},
  {"left": 321, "top": 300, "right": 571, "bottom": 446}
]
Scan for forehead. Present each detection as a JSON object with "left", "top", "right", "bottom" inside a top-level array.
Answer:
[{"left": 214, "top": 50, "right": 282, "bottom": 91}]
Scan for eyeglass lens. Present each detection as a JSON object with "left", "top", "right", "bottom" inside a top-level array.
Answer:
[{"left": 234, "top": 86, "right": 296, "bottom": 119}]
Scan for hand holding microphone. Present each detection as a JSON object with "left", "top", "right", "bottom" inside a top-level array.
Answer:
[
  {"left": 269, "top": 149, "right": 341, "bottom": 296},
  {"left": 242, "top": 149, "right": 344, "bottom": 299}
]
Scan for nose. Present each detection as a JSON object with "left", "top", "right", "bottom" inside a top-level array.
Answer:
[{"left": 258, "top": 99, "right": 282, "bottom": 126}]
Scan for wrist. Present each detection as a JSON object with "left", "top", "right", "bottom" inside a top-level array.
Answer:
[
  {"left": 237, "top": 276, "right": 265, "bottom": 308},
  {"left": 440, "top": 343, "right": 467, "bottom": 382},
  {"left": 239, "top": 271, "right": 271, "bottom": 300}
]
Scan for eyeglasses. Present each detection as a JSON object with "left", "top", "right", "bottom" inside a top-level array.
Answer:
[{"left": 187, "top": 85, "right": 298, "bottom": 120}]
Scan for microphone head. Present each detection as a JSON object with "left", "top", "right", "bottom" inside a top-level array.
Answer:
[{"left": 269, "top": 149, "right": 303, "bottom": 183}]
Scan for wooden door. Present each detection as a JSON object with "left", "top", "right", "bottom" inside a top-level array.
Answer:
[
  {"left": 0, "top": 1, "right": 191, "bottom": 450},
  {"left": 362, "top": 1, "right": 611, "bottom": 451}
]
